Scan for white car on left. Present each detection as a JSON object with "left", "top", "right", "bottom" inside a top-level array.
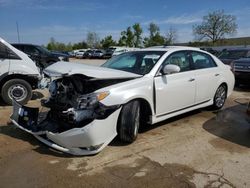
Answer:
[
  {"left": 11, "top": 46, "right": 234, "bottom": 155},
  {"left": 0, "top": 37, "right": 40, "bottom": 105}
]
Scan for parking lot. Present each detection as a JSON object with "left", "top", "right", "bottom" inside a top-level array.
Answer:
[{"left": 0, "top": 59, "right": 250, "bottom": 188}]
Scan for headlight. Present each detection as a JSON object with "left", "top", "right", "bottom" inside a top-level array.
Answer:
[{"left": 77, "top": 91, "right": 110, "bottom": 109}]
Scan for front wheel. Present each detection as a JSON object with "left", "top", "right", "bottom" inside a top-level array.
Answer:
[
  {"left": 212, "top": 84, "right": 227, "bottom": 110},
  {"left": 118, "top": 100, "right": 140, "bottom": 143},
  {"left": 1, "top": 79, "right": 32, "bottom": 105}
]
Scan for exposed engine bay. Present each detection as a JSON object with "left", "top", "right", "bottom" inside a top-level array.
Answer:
[{"left": 12, "top": 74, "right": 133, "bottom": 133}]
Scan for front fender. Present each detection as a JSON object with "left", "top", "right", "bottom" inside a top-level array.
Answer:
[{"left": 98, "top": 77, "right": 154, "bottom": 114}]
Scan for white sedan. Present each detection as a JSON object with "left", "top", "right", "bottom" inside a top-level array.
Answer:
[{"left": 11, "top": 46, "right": 235, "bottom": 155}]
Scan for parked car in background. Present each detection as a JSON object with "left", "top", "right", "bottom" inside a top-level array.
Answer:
[
  {"left": 103, "top": 47, "right": 116, "bottom": 58},
  {"left": 231, "top": 58, "right": 250, "bottom": 86},
  {"left": 0, "top": 37, "right": 40, "bottom": 105},
  {"left": 201, "top": 48, "right": 220, "bottom": 57},
  {"left": 83, "top": 49, "right": 96, "bottom": 58},
  {"left": 112, "top": 47, "right": 139, "bottom": 56},
  {"left": 92, "top": 50, "right": 105, "bottom": 59},
  {"left": 12, "top": 43, "right": 69, "bottom": 70},
  {"left": 75, "top": 49, "right": 87, "bottom": 58},
  {"left": 219, "top": 48, "right": 250, "bottom": 65},
  {"left": 51, "top": 51, "right": 70, "bottom": 61},
  {"left": 11, "top": 46, "right": 234, "bottom": 155}
]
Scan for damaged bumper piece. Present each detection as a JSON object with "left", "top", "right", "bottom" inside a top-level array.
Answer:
[{"left": 11, "top": 100, "right": 121, "bottom": 155}]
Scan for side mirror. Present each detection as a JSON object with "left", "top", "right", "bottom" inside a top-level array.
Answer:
[{"left": 162, "top": 64, "right": 180, "bottom": 75}]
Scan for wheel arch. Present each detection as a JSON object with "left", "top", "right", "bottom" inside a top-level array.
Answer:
[
  {"left": 0, "top": 74, "right": 38, "bottom": 90},
  {"left": 116, "top": 97, "right": 153, "bottom": 132},
  {"left": 218, "top": 82, "right": 228, "bottom": 98}
]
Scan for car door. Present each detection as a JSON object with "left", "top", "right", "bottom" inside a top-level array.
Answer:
[
  {"left": 154, "top": 51, "right": 196, "bottom": 116},
  {"left": 190, "top": 51, "right": 221, "bottom": 103}
]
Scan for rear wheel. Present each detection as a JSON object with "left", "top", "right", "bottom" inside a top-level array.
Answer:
[
  {"left": 118, "top": 100, "right": 140, "bottom": 143},
  {"left": 212, "top": 84, "right": 227, "bottom": 110},
  {"left": 1, "top": 79, "right": 32, "bottom": 105}
]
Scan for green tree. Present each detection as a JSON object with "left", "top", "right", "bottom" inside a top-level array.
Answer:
[
  {"left": 143, "top": 22, "right": 165, "bottom": 47},
  {"left": 193, "top": 10, "right": 237, "bottom": 44},
  {"left": 72, "top": 41, "right": 88, "bottom": 50},
  {"left": 132, "top": 23, "right": 143, "bottom": 47},
  {"left": 125, "top": 27, "right": 134, "bottom": 47},
  {"left": 118, "top": 27, "right": 135, "bottom": 47},
  {"left": 100, "top": 35, "right": 116, "bottom": 49},
  {"left": 46, "top": 37, "right": 73, "bottom": 51},
  {"left": 118, "top": 30, "right": 127, "bottom": 46}
]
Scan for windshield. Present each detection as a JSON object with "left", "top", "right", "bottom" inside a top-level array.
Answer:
[
  {"left": 36, "top": 45, "right": 51, "bottom": 54},
  {"left": 219, "top": 50, "right": 248, "bottom": 59},
  {"left": 101, "top": 51, "right": 165, "bottom": 75}
]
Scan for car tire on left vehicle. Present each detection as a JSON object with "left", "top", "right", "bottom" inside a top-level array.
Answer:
[{"left": 1, "top": 79, "right": 32, "bottom": 105}]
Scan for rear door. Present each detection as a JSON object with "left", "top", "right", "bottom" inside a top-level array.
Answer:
[
  {"left": 154, "top": 51, "right": 196, "bottom": 116},
  {"left": 190, "top": 51, "right": 221, "bottom": 103}
]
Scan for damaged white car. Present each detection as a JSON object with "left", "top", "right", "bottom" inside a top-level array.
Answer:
[{"left": 11, "top": 47, "right": 235, "bottom": 155}]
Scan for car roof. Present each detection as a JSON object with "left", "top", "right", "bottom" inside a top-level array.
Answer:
[
  {"left": 226, "top": 48, "right": 250, "bottom": 51},
  {"left": 11, "top": 43, "right": 39, "bottom": 47},
  {"left": 146, "top": 46, "right": 201, "bottom": 51},
  {"left": 133, "top": 46, "right": 204, "bottom": 53}
]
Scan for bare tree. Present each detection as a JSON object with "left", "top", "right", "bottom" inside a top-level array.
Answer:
[
  {"left": 86, "top": 32, "right": 100, "bottom": 48},
  {"left": 193, "top": 10, "right": 237, "bottom": 43},
  {"left": 165, "top": 27, "right": 177, "bottom": 45}
]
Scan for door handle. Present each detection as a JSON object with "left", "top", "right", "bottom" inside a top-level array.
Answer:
[
  {"left": 188, "top": 78, "right": 195, "bottom": 82},
  {"left": 215, "top": 73, "right": 220, "bottom": 76}
]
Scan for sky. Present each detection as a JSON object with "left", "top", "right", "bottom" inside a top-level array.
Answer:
[{"left": 0, "top": 0, "right": 250, "bottom": 45}]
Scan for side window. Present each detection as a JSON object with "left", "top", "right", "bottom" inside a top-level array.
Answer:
[
  {"left": 162, "top": 51, "right": 191, "bottom": 72},
  {"left": 191, "top": 52, "right": 217, "bottom": 69},
  {"left": 0, "top": 42, "right": 7, "bottom": 59},
  {"left": 0, "top": 42, "right": 20, "bottom": 60}
]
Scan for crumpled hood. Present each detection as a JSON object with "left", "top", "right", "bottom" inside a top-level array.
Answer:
[{"left": 43, "top": 61, "right": 141, "bottom": 79}]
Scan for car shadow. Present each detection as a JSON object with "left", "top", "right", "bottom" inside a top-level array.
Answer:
[
  {"left": 203, "top": 104, "right": 250, "bottom": 148},
  {"left": 0, "top": 98, "right": 8, "bottom": 106},
  {"left": 0, "top": 124, "right": 76, "bottom": 158}
]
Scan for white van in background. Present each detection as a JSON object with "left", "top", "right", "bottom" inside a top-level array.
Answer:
[{"left": 0, "top": 37, "right": 41, "bottom": 105}]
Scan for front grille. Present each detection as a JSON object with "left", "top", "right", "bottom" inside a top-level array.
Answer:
[{"left": 234, "top": 63, "right": 250, "bottom": 72}]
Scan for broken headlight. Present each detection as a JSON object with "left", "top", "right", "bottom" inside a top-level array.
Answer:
[{"left": 77, "top": 91, "right": 110, "bottom": 109}]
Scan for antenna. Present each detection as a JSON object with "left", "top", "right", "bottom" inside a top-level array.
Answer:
[{"left": 16, "top": 21, "right": 20, "bottom": 43}]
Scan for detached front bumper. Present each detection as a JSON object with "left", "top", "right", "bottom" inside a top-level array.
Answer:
[{"left": 10, "top": 100, "right": 121, "bottom": 155}]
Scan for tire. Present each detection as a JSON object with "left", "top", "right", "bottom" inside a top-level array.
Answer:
[
  {"left": 1, "top": 79, "right": 32, "bottom": 105},
  {"left": 118, "top": 100, "right": 140, "bottom": 143},
  {"left": 212, "top": 84, "right": 227, "bottom": 110}
]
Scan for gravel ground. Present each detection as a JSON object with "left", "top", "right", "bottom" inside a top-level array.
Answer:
[{"left": 0, "top": 59, "right": 250, "bottom": 188}]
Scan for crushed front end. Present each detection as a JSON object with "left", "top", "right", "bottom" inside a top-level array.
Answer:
[{"left": 10, "top": 74, "right": 124, "bottom": 155}]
